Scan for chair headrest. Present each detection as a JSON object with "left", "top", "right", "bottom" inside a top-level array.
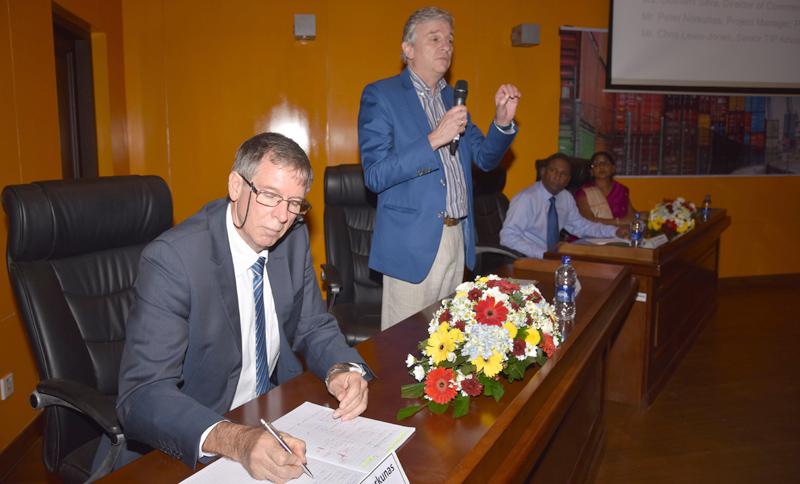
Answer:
[
  {"left": 324, "top": 164, "right": 376, "bottom": 207},
  {"left": 473, "top": 167, "right": 507, "bottom": 196},
  {"left": 3, "top": 175, "right": 173, "bottom": 262}
]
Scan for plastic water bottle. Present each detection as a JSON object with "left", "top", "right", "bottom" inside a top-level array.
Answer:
[
  {"left": 554, "top": 256, "right": 576, "bottom": 322},
  {"left": 702, "top": 194, "right": 711, "bottom": 221},
  {"left": 630, "top": 212, "right": 645, "bottom": 248}
]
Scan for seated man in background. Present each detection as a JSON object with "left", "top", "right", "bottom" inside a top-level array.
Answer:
[
  {"left": 574, "top": 151, "right": 640, "bottom": 228},
  {"left": 500, "top": 153, "right": 628, "bottom": 258},
  {"left": 106, "top": 133, "right": 370, "bottom": 482}
]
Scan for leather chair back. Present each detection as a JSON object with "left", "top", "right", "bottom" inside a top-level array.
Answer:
[
  {"left": 323, "top": 164, "right": 381, "bottom": 344},
  {"left": 471, "top": 167, "right": 524, "bottom": 276},
  {"left": 473, "top": 167, "right": 510, "bottom": 247},
  {"left": 2, "top": 175, "right": 172, "bottom": 480}
]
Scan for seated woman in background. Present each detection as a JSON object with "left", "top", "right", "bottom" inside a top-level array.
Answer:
[{"left": 575, "top": 151, "right": 639, "bottom": 227}]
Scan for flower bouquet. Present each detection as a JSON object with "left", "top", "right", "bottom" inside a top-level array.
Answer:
[
  {"left": 647, "top": 197, "right": 696, "bottom": 238},
  {"left": 397, "top": 275, "right": 562, "bottom": 420}
]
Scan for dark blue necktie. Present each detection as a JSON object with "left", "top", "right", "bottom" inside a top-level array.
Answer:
[
  {"left": 547, "top": 196, "right": 559, "bottom": 251},
  {"left": 250, "top": 257, "right": 269, "bottom": 396}
]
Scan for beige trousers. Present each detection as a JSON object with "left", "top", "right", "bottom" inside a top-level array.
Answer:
[{"left": 381, "top": 223, "right": 465, "bottom": 330}]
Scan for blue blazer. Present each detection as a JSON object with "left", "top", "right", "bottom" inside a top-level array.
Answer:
[
  {"left": 114, "top": 198, "right": 364, "bottom": 468},
  {"left": 358, "top": 69, "right": 516, "bottom": 283}
]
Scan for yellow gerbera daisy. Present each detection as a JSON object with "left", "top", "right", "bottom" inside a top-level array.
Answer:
[
  {"left": 526, "top": 328, "right": 541, "bottom": 347},
  {"left": 450, "top": 327, "right": 464, "bottom": 344},
  {"left": 503, "top": 322, "right": 517, "bottom": 339},
  {"left": 472, "top": 352, "right": 503, "bottom": 377},
  {"left": 425, "top": 325, "right": 456, "bottom": 363}
]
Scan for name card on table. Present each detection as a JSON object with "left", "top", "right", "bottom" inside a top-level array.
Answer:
[{"left": 358, "top": 452, "right": 409, "bottom": 484}]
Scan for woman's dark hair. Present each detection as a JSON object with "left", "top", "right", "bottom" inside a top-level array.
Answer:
[{"left": 590, "top": 151, "right": 615, "bottom": 166}]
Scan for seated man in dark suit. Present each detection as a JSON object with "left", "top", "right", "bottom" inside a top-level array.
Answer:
[
  {"left": 110, "top": 133, "right": 370, "bottom": 481},
  {"left": 500, "top": 153, "right": 628, "bottom": 258}
]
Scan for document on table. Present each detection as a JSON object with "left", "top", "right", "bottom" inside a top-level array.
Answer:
[
  {"left": 181, "top": 402, "right": 415, "bottom": 484},
  {"left": 577, "top": 237, "right": 631, "bottom": 246}
]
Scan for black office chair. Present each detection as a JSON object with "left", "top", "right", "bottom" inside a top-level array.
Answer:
[
  {"left": 320, "top": 164, "right": 381, "bottom": 346},
  {"left": 2, "top": 175, "right": 172, "bottom": 483},
  {"left": 472, "top": 167, "right": 525, "bottom": 276}
]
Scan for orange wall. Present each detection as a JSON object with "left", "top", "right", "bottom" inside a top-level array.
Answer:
[
  {"left": 0, "top": 0, "right": 128, "bottom": 454},
  {"left": 120, "top": 0, "right": 615, "bottom": 280}
]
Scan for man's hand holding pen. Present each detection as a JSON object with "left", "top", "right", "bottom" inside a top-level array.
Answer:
[{"left": 203, "top": 421, "right": 308, "bottom": 483}]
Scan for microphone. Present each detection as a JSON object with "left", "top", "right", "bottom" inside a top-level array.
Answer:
[{"left": 450, "top": 80, "right": 468, "bottom": 156}]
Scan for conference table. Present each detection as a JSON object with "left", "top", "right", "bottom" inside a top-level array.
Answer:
[
  {"left": 102, "top": 259, "right": 636, "bottom": 483},
  {"left": 542, "top": 208, "right": 731, "bottom": 407}
]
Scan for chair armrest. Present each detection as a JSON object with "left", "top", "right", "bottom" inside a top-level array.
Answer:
[
  {"left": 475, "top": 243, "right": 525, "bottom": 260},
  {"left": 32, "top": 378, "right": 123, "bottom": 444},
  {"left": 320, "top": 263, "right": 342, "bottom": 310}
]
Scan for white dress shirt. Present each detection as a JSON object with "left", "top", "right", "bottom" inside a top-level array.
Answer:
[
  {"left": 500, "top": 181, "right": 617, "bottom": 259},
  {"left": 198, "top": 203, "right": 281, "bottom": 455}
]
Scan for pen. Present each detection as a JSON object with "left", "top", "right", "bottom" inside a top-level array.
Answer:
[{"left": 259, "top": 418, "right": 314, "bottom": 479}]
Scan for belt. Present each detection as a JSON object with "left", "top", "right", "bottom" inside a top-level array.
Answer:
[{"left": 443, "top": 217, "right": 462, "bottom": 226}]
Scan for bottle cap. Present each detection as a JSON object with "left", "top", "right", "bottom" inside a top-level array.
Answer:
[{"left": 561, "top": 255, "right": 571, "bottom": 265}]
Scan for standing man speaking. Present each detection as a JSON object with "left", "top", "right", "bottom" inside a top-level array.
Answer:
[{"left": 358, "top": 6, "right": 521, "bottom": 329}]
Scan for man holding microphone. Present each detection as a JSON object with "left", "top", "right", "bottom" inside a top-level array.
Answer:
[{"left": 358, "top": 6, "right": 522, "bottom": 329}]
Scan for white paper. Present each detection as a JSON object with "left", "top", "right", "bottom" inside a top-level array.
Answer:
[
  {"left": 580, "top": 237, "right": 630, "bottom": 246},
  {"left": 181, "top": 402, "right": 414, "bottom": 483}
]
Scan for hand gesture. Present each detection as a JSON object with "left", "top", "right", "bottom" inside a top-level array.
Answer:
[
  {"left": 494, "top": 84, "right": 521, "bottom": 127},
  {"left": 327, "top": 371, "right": 369, "bottom": 421},
  {"left": 428, "top": 105, "right": 468, "bottom": 150}
]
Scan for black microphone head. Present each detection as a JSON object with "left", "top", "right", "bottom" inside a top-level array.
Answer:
[{"left": 454, "top": 80, "right": 468, "bottom": 105}]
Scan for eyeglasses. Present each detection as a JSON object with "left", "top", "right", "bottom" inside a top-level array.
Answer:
[{"left": 239, "top": 174, "right": 311, "bottom": 215}]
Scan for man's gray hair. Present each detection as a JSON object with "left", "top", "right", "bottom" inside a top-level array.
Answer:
[
  {"left": 401, "top": 6, "right": 454, "bottom": 64},
  {"left": 232, "top": 132, "right": 313, "bottom": 191}
]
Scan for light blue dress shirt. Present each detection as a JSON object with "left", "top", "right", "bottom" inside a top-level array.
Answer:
[{"left": 500, "top": 181, "right": 617, "bottom": 258}]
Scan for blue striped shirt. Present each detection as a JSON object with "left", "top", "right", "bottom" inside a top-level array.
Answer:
[{"left": 408, "top": 68, "right": 467, "bottom": 219}]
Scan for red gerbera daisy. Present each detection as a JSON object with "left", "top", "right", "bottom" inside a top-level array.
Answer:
[
  {"left": 542, "top": 333, "right": 557, "bottom": 357},
  {"left": 527, "top": 292, "right": 542, "bottom": 303},
  {"left": 424, "top": 367, "right": 457, "bottom": 404},
  {"left": 487, "top": 279, "right": 520, "bottom": 294},
  {"left": 460, "top": 376, "right": 483, "bottom": 397},
  {"left": 473, "top": 297, "right": 508, "bottom": 326}
]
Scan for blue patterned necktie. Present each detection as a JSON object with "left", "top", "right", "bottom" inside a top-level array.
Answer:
[
  {"left": 547, "top": 196, "right": 559, "bottom": 251},
  {"left": 250, "top": 257, "right": 269, "bottom": 396}
]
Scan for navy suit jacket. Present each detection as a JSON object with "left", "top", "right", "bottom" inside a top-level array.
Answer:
[
  {"left": 358, "top": 68, "right": 516, "bottom": 283},
  {"left": 115, "top": 198, "right": 364, "bottom": 468}
]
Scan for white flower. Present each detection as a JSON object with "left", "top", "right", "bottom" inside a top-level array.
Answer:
[
  {"left": 447, "top": 352, "right": 456, "bottom": 362},
  {"left": 413, "top": 365, "right": 425, "bottom": 381},
  {"left": 406, "top": 354, "right": 415, "bottom": 367}
]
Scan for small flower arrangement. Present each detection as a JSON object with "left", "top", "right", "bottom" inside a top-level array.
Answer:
[
  {"left": 397, "top": 275, "right": 562, "bottom": 420},
  {"left": 648, "top": 197, "right": 696, "bottom": 238}
]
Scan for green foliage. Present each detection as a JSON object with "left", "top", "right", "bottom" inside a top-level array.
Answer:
[
  {"left": 396, "top": 404, "right": 424, "bottom": 421},
  {"left": 427, "top": 401, "right": 449, "bottom": 415},
  {"left": 479, "top": 374, "right": 505, "bottom": 402},
  {"left": 400, "top": 382, "right": 424, "bottom": 399},
  {"left": 504, "top": 356, "right": 532, "bottom": 382},
  {"left": 452, "top": 395, "right": 470, "bottom": 418}
]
